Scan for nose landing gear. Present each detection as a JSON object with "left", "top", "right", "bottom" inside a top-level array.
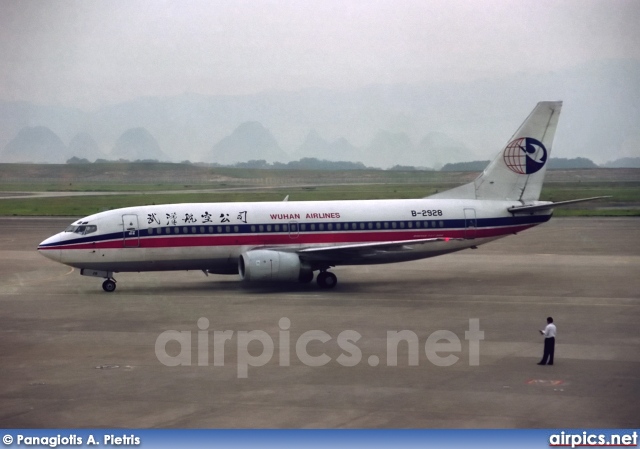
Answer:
[
  {"left": 79, "top": 269, "right": 117, "bottom": 292},
  {"left": 102, "top": 279, "right": 117, "bottom": 292}
]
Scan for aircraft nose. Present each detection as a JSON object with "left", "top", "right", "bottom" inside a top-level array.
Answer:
[{"left": 37, "top": 235, "right": 63, "bottom": 263}]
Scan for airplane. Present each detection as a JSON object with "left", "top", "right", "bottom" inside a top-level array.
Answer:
[{"left": 37, "top": 101, "right": 606, "bottom": 292}]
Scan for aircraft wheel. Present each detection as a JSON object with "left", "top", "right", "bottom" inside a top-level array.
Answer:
[
  {"left": 317, "top": 271, "right": 337, "bottom": 289},
  {"left": 102, "top": 279, "right": 116, "bottom": 292}
]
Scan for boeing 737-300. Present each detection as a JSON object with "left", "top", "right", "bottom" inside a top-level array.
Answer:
[{"left": 37, "top": 101, "right": 606, "bottom": 292}]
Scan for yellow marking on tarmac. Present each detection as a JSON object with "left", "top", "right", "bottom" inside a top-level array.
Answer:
[
  {"left": 526, "top": 379, "right": 564, "bottom": 386},
  {"left": 34, "top": 267, "right": 75, "bottom": 284},
  {"left": 4, "top": 267, "right": 75, "bottom": 289},
  {"left": 32, "top": 267, "right": 75, "bottom": 284}
]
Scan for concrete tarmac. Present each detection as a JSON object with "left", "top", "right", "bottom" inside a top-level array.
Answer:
[{"left": 0, "top": 217, "right": 638, "bottom": 428}]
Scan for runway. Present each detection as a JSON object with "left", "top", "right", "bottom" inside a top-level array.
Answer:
[{"left": 0, "top": 217, "right": 638, "bottom": 428}]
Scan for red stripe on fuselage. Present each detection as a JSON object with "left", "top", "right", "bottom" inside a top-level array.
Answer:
[{"left": 38, "top": 224, "right": 535, "bottom": 251}]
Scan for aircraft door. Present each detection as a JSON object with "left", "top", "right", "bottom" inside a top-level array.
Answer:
[
  {"left": 288, "top": 221, "right": 299, "bottom": 240},
  {"left": 464, "top": 208, "right": 477, "bottom": 239},
  {"left": 122, "top": 214, "right": 140, "bottom": 247}
]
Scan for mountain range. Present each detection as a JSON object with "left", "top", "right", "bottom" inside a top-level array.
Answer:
[{"left": 0, "top": 59, "right": 638, "bottom": 168}]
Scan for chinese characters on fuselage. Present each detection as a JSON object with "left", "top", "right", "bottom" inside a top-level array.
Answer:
[{"left": 147, "top": 210, "right": 249, "bottom": 226}]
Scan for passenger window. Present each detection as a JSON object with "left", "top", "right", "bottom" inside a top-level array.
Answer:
[
  {"left": 301, "top": 224, "right": 306, "bottom": 231},
  {"left": 319, "top": 223, "right": 324, "bottom": 231},
  {"left": 208, "top": 226, "right": 213, "bottom": 233},
  {"left": 275, "top": 224, "right": 280, "bottom": 232},
  {"left": 424, "top": 221, "right": 429, "bottom": 228},
  {"left": 384, "top": 222, "right": 389, "bottom": 229},
  {"left": 439, "top": 221, "right": 444, "bottom": 228},
  {"left": 283, "top": 224, "right": 288, "bottom": 232},
  {"left": 183, "top": 227, "right": 188, "bottom": 233},
  {"left": 376, "top": 223, "right": 381, "bottom": 229},
  {"left": 267, "top": 225, "right": 272, "bottom": 232},
  {"left": 310, "top": 224, "right": 316, "bottom": 231},
  {"left": 234, "top": 226, "right": 239, "bottom": 233},
  {"left": 408, "top": 222, "right": 413, "bottom": 228},
  {"left": 259, "top": 225, "right": 264, "bottom": 232},
  {"left": 327, "top": 223, "right": 333, "bottom": 231},
  {"left": 399, "top": 222, "right": 405, "bottom": 229},
  {"left": 359, "top": 223, "right": 365, "bottom": 230},
  {"left": 251, "top": 225, "right": 256, "bottom": 232},
  {"left": 200, "top": 226, "right": 204, "bottom": 233},
  {"left": 174, "top": 227, "right": 180, "bottom": 234},
  {"left": 336, "top": 223, "right": 341, "bottom": 230},
  {"left": 392, "top": 222, "right": 397, "bottom": 229},
  {"left": 192, "top": 227, "right": 197, "bottom": 233},
  {"left": 225, "top": 226, "right": 230, "bottom": 233}
]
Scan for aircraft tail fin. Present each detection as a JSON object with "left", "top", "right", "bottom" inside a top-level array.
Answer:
[{"left": 429, "top": 101, "right": 562, "bottom": 202}]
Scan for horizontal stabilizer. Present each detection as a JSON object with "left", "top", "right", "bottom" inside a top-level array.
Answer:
[{"left": 508, "top": 196, "right": 611, "bottom": 213}]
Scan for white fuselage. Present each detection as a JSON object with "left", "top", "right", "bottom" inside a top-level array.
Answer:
[{"left": 38, "top": 198, "right": 551, "bottom": 274}]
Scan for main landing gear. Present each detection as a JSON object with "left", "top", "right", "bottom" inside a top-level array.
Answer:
[{"left": 316, "top": 271, "right": 337, "bottom": 289}]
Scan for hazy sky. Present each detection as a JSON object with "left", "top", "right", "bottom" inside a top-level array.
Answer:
[{"left": 1, "top": 0, "right": 639, "bottom": 109}]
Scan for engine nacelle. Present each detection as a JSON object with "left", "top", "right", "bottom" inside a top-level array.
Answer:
[{"left": 238, "top": 249, "right": 310, "bottom": 282}]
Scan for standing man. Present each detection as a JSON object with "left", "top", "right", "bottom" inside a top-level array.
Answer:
[{"left": 538, "top": 317, "right": 556, "bottom": 365}]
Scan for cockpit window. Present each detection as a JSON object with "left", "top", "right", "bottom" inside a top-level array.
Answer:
[
  {"left": 82, "top": 225, "right": 97, "bottom": 235},
  {"left": 65, "top": 225, "right": 97, "bottom": 235}
]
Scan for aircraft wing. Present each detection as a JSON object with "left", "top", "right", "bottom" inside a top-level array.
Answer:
[{"left": 294, "top": 237, "right": 464, "bottom": 262}]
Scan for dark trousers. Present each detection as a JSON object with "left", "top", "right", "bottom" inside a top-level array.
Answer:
[{"left": 540, "top": 337, "right": 555, "bottom": 365}]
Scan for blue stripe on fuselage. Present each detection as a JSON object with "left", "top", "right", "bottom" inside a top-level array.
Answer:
[{"left": 38, "top": 214, "right": 550, "bottom": 248}]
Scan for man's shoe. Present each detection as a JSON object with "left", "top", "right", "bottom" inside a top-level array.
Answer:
[{"left": 537, "top": 362, "right": 546, "bottom": 365}]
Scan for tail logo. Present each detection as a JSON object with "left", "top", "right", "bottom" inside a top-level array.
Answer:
[{"left": 503, "top": 137, "right": 547, "bottom": 175}]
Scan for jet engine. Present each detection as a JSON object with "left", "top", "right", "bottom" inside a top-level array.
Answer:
[{"left": 238, "top": 249, "right": 312, "bottom": 282}]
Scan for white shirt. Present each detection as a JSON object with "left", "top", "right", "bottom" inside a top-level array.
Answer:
[{"left": 543, "top": 323, "right": 557, "bottom": 338}]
